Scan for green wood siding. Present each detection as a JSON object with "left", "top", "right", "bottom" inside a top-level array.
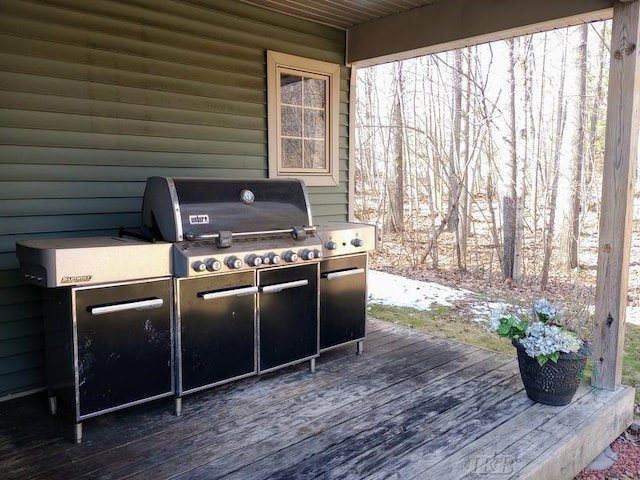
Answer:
[{"left": 0, "top": 0, "right": 349, "bottom": 398}]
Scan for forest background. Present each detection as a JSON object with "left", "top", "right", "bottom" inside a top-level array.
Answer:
[{"left": 353, "top": 19, "right": 640, "bottom": 323}]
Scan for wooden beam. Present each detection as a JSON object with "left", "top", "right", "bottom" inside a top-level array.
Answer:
[
  {"left": 347, "top": 0, "right": 613, "bottom": 66},
  {"left": 593, "top": 0, "right": 640, "bottom": 390}
]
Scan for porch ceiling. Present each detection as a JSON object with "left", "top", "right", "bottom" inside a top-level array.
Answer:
[
  {"left": 239, "top": 0, "right": 438, "bottom": 30},
  {"left": 240, "top": 0, "right": 614, "bottom": 66}
]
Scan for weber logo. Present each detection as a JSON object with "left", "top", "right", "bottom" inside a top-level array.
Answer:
[
  {"left": 189, "top": 214, "right": 210, "bottom": 225},
  {"left": 61, "top": 275, "right": 92, "bottom": 284}
]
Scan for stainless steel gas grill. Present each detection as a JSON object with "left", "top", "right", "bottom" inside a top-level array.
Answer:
[
  {"left": 140, "top": 177, "right": 323, "bottom": 413},
  {"left": 16, "top": 176, "right": 375, "bottom": 442}
]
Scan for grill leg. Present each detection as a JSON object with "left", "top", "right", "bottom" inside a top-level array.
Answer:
[
  {"left": 74, "top": 422, "right": 82, "bottom": 444},
  {"left": 357, "top": 340, "right": 364, "bottom": 355},
  {"left": 309, "top": 358, "right": 316, "bottom": 374},
  {"left": 175, "top": 397, "right": 182, "bottom": 417},
  {"left": 47, "top": 395, "right": 57, "bottom": 415}
]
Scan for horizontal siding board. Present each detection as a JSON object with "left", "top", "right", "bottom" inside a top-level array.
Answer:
[
  {"left": 311, "top": 204, "right": 351, "bottom": 217},
  {"left": 0, "top": 0, "right": 265, "bottom": 64},
  {"left": 0, "top": 34, "right": 265, "bottom": 92},
  {"left": 0, "top": 148, "right": 267, "bottom": 171},
  {"left": 0, "top": 0, "right": 349, "bottom": 397},
  {"left": 0, "top": 317, "right": 42, "bottom": 340},
  {"left": 0, "top": 197, "right": 142, "bottom": 217},
  {"left": 0, "top": 303, "right": 42, "bottom": 327},
  {"left": 0, "top": 72, "right": 266, "bottom": 118},
  {"left": 2, "top": 164, "right": 268, "bottom": 182},
  {"left": 33, "top": 0, "right": 344, "bottom": 61},
  {"left": 0, "top": 253, "right": 20, "bottom": 271},
  {"left": 0, "top": 334, "right": 44, "bottom": 357},
  {"left": 0, "top": 92, "right": 266, "bottom": 131},
  {"left": 0, "top": 213, "right": 141, "bottom": 236},
  {"left": 0, "top": 351, "right": 44, "bottom": 376},
  {"left": 308, "top": 193, "right": 349, "bottom": 205},
  {"left": 0, "top": 367, "right": 44, "bottom": 397},
  {"left": 0, "top": 109, "right": 268, "bottom": 144},
  {"left": 0, "top": 129, "right": 267, "bottom": 156},
  {"left": 0, "top": 53, "right": 264, "bottom": 105},
  {"left": 0, "top": 285, "right": 40, "bottom": 306},
  {"left": 0, "top": 180, "right": 146, "bottom": 200},
  {"left": 0, "top": 6, "right": 265, "bottom": 76},
  {"left": 190, "top": 0, "right": 346, "bottom": 41},
  {"left": 0, "top": 270, "right": 24, "bottom": 288}
]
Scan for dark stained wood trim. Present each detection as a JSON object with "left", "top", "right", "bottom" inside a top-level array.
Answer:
[{"left": 347, "top": 0, "right": 613, "bottom": 66}]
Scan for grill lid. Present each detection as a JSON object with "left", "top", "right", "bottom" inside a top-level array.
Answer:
[{"left": 142, "top": 177, "right": 314, "bottom": 242}]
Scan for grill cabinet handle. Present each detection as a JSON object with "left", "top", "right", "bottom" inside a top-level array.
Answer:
[
  {"left": 200, "top": 286, "right": 258, "bottom": 301},
  {"left": 89, "top": 298, "right": 164, "bottom": 316},
  {"left": 261, "top": 279, "right": 309, "bottom": 294},
  {"left": 322, "top": 268, "right": 366, "bottom": 281}
]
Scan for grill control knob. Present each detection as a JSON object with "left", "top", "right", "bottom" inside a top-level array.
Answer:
[
  {"left": 265, "top": 252, "right": 281, "bottom": 265},
  {"left": 326, "top": 241, "right": 338, "bottom": 250},
  {"left": 206, "top": 258, "right": 222, "bottom": 272},
  {"left": 351, "top": 238, "right": 364, "bottom": 248},
  {"left": 245, "top": 254, "right": 263, "bottom": 267},
  {"left": 192, "top": 261, "right": 207, "bottom": 272},
  {"left": 282, "top": 250, "right": 298, "bottom": 263},
  {"left": 226, "top": 256, "right": 243, "bottom": 269},
  {"left": 313, "top": 249, "right": 323, "bottom": 259},
  {"left": 299, "top": 249, "right": 315, "bottom": 261}
]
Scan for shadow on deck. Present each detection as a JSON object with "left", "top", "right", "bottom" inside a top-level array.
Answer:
[{"left": 0, "top": 318, "right": 635, "bottom": 479}]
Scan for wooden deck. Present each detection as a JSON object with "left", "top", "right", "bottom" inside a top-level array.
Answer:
[{"left": 1, "top": 318, "right": 635, "bottom": 480}]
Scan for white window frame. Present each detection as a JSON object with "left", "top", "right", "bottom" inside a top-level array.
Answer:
[{"left": 267, "top": 50, "right": 340, "bottom": 187}]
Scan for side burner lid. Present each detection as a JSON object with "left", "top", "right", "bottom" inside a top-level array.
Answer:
[{"left": 142, "top": 177, "right": 314, "bottom": 242}]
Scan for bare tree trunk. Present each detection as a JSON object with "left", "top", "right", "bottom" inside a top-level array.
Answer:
[
  {"left": 502, "top": 38, "right": 519, "bottom": 281},
  {"left": 385, "top": 64, "right": 405, "bottom": 232},
  {"left": 558, "top": 26, "right": 588, "bottom": 270},
  {"left": 448, "top": 50, "right": 463, "bottom": 235},
  {"left": 458, "top": 48, "right": 472, "bottom": 271},
  {"left": 542, "top": 32, "right": 569, "bottom": 289}
]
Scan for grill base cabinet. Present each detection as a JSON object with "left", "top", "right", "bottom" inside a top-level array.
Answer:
[
  {"left": 176, "top": 271, "right": 257, "bottom": 396},
  {"left": 43, "top": 278, "right": 173, "bottom": 443},
  {"left": 258, "top": 264, "right": 319, "bottom": 372},
  {"left": 319, "top": 254, "right": 368, "bottom": 352}
]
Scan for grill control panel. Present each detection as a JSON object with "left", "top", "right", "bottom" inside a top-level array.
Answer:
[
  {"left": 173, "top": 235, "right": 323, "bottom": 277},
  {"left": 315, "top": 222, "right": 377, "bottom": 259}
]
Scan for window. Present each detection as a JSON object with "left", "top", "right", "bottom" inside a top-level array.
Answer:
[{"left": 267, "top": 51, "right": 340, "bottom": 187}]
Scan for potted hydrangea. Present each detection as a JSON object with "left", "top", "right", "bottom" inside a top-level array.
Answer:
[{"left": 487, "top": 299, "right": 590, "bottom": 406}]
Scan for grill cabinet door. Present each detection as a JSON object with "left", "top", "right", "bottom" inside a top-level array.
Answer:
[
  {"left": 177, "top": 271, "right": 256, "bottom": 393},
  {"left": 74, "top": 279, "right": 172, "bottom": 418},
  {"left": 258, "top": 264, "right": 318, "bottom": 371},
  {"left": 320, "top": 254, "right": 367, "bottom": 350}
]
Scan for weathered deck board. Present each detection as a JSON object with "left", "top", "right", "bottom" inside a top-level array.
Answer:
[{"left": 0, "top": 318, "right": 634, "bottom": 480}]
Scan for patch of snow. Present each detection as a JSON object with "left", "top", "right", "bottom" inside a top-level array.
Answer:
[
  {"left": 626, "top": 306, "right": 640, "bottom": 326},
  {"left": 368, "top": 270, "right": 640, "bottom": 327},
  {"left": 367, "top": 270, "right": 471, "bottom": 311}
]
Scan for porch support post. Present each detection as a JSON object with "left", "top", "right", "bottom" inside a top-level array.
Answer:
[{"left": 593, "top": 0, "right": 640, "bottom": 390}]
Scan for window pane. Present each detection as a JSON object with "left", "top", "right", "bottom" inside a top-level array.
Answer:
[
  {"left": 304, "top": 109, "right": 325, "bottom": 139},
  {"left": 281, "top": 74, "right": 302, "bottom": 105},
  {"left": 282, "top": 138, "right": 303, "bottom": 168},
  {"left": 303, "top": 78, "right": 325, "bottom": 109},
  {"left": 281, "top": 106, "right": 302, "bottom": 137},
  {"left": 304, "top": 139, "right": 326, "bottom": 169}
]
